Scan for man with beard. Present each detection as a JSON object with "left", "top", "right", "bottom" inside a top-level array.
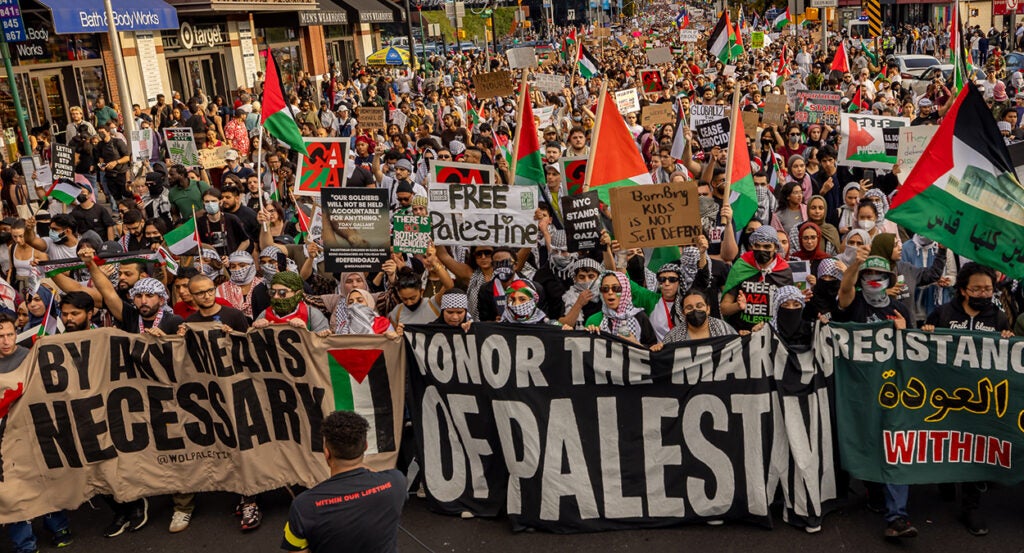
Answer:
[
  {"left": 59, "top": 291, "right": 96, "bottom": 331},
  {"left": 167, "top": 164, "right": 210, "bottom": 220},
  {"left": 79, "top": 246, "right": 182, "bottom": 335},
  {"left": 252, "top": 271, "right": 329, "bottom": 332},
  {"left": 118, "top": 209, "right": 150, "bottom": 251}
]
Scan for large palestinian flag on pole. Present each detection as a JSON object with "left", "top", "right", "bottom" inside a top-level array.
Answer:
[
  {"left": 327, "top": 348, "right": 398, "bottom": 455},
  {"left": 888, "top": 84, "right": 1024, "bottom": 278},
  {"left": 586, "top": 91, "right": 654, "bottom": 204},
  {"left": 261, "top": 50, "right": 309, "bottom": 156},
  {"left": 709, "top": 11, "right": 732, "bottom": 64}
]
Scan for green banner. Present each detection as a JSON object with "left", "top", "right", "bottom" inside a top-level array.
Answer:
[{"left": 831, "top": 322, "right": 1024, "bottom": 485}]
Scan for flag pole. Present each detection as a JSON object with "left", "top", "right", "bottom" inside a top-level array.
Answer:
[
  {"left": 192, "top": 205, "right": 203, "bottom": 273},
  {"left": 582, "top": 79, "right": 609, "bottom": 192},
  {"left": 256, "top": 125, "right": 268, "bottom": 232},
  {"left": 510, "top": 69, "right": 528, "bottom": 182},
  {"left": 720, "top": 85, "right": 741, "bottom": 225}
]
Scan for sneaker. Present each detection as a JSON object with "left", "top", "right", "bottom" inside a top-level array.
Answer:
[
  {"left": 51, "top": 528, "right": 73, "bottom": 547},
  {"left": 169, "top": 511, "right": 191, "bottom": 533},
  {"left": 240, "top": 501, "right": 262, "bottom": 531},
  {"left": 104, "top": 514, "right": 131, "bottom": 538},
  {"left": 805, "top": 524, "right": 822, "bottom": 534},
  {"left": 234, "top": 497, "right": 245, "bottom": 517},
  {"left": 459, "top": 511, "right": 474, "bottom": 519},
  {"left": 129, "top": 497, "right": 149, "bottom": 532},
  {"left": 961, "top": 509, "right": 988, "bottom": 537},
  {"left": 415, "top": 484, "right": 426, "bottom": 499},
  {"left": 884, "top": 517, "right": 918, "bottom": 538}
]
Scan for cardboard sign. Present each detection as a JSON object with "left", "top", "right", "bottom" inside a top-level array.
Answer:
[
  {"left": 689, "top": 104, "right": 727, "bottom": 129},
  {"left": 741, "top": 111, "right": 760, "bottom": 139},
  {"left": 641, "top": 103, "right": 675, "bottom": 127},
  {"left": 198, "top": 145, "right": 231, "bottom": 170},
  {"left": 473, "top": 70, "right": 514, "bottom": 99},
  {"left": 430, "top": 160, "right": 496, "bottom": 185},
  {"left": 130, "top": 128, "right": 154, "bottom": 161},
  {"left": 593, "top": 26, "right": 611, "bottom": 37},
  {"left": 562, "top": 157, "right": 588, "bottom": 196},
  {"left": 895, "top": 125, "right": 938, "bottom": 183},
  {"left": 164, "top": 127, "right": 199, "bottom": 168},
  {"left": 762, "top": 93, "right": 788, "bottom": 126},
  {"left": 321, "top": 187, "right": 390, "bottom": 271},
  {"left": 640, "top": 70, "right": 664, "bottom": 93},
  {"left": 51, "top": 143, "right": 74, "bottom": 182},
  {"left": 646, "top": 46, "right": 673, "bottom": 65},
  {"left": 561, "top": 191, "right": 603, "bottom": 252},
  {"left": 614, "top": 88, "right": 641, "bottom": 114},
  {"left": 794, "top": 91, "right": 841, "bottom": 126},
  {"left": 429, "top": 183, "right": 539, "bottom": 247},
  {"left": 533, "top": 73, "right": 566, "bottom": 93},
  {"left": 506, "top": 47, "right": 537, "bottom": 70},
  {"left": 694, "top": 118, "right": 731, "bottom": 150},
  {"left": 838, "top": 113, "right": 909, "bottom": 169},
  {"left": 751, "top": 31, "right": 765, "bottom": 48},
  {"left": 679, "top": 29, "right": 700, "bottom": 42},
  {"left": 392, "top": 212, "right": 432, "bottom": 254},
  {"left": 295, "top": 137, "right": 349, "bottom": 196},
  {"left": 609, "top": 181, "right": 702, "bottom": 248},
  {"left": 360, "top": 106, "right": 386, "bottom": 129}
]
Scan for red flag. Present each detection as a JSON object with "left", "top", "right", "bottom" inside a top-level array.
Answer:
[{"left": 831, "top": 40, "right": 850, "bottom": 73}]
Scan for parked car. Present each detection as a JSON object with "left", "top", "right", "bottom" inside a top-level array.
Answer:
[
  {"left": 894, "top": 54, "right": 941, "bottom": 79},
  {"left": 908, "top": 64, "right": 987, "bottom": 96},
  {"left": 1003, "top": 51, "right": 1024, "bottom": 76}
]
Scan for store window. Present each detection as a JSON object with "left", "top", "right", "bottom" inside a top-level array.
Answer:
[{"left": 257, "top": 27, "right": 302, "bottom": 95}]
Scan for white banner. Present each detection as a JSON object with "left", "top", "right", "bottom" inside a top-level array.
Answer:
[{"left": 428, "top": 183, "right": 539, "bottom": 246}]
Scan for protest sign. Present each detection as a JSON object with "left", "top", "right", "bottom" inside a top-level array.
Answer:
[
  {"left": 646, "top": 46, "right": 673, "bottom": 65},
  {"left": 0, "top": 327, "right": 405, "bottom": 523},
  {"left": 561, "top": 191, "right": 603, "bottom": 251},
  {"left": 390, "top": 108, "right": 408, "bottom": 131},
  {"left": 532, "top": 73, "right": 566, "bottom": 94},
  {"left": 392, "top": 212, "right": 432, "bottom": 254},
  {"left": 198, "top": 145, "right": 231, "bottom": 170},
  {"left": 837, "top": 113, "right": 908, "bottom": 169},
  {"left": 762, "top": 94, "right": 788, "bottom": 126},
  {"left": 360, "top": 106, "right": 386, "bottom": 129},
  {"left": 742, "top": 111, "right": 760, "bottom": 139},
  {"left": 506, "top": 47, "right": 537, "bottom": 69},
  {"left": 689, "top": 104, "right": 727, "bottom": 129},
  {"left": 831, "top": 322, "right": 1024, "bottom": 485},
  {"left": 640, "top": 70, "right": 664, "bottom": 93},
  {"left": 19, "top": 156, "right": 51, "bottom": 190},
  {"left": 535, "top": 105, "right": 555, "bottom": 128},
  {"left": 678, "top": 29, "right": 699, "bottom": 42},
  {"left": 130, "top": 128, "right": 154, "bottom": 161},
  {"left": 295, "top": 138, "right": 349, "bottom": 196},
  {"left": 723, "top": 65, "right": 736, "bottom": 77},
  {"left": 793, "top": 91, "right": 841, "bottom": 126},
  {"left": 473, "top": 71, "right": 514, "bottom": 99},
  {"left": 694, "top": 118, "right": 731, "bottom": 150},
  {"left": 562, "top": 157, "right": 588, "bottom": 196},
  {"left": 641, "top": 103, "right": 675, "bottom": 127},
  {"left": 51, "top": 143, "right": 74, "bottom": 182},
  {"left": 164, "top": 127, "right": 199, "bottom": 168},
  {"left": 609, "top": 181, "right": 702, "bottom": 248},
  {"left": 428, "top": 183, "right": 538, "bottom": 247},
  {"left": 614, "top": 88, "right": 641, "bottom": 114},
  {"left": 320, "top": 187, "right": 390, "bottom": 271},
  {"left": 751, "top": 31, "right": 765, "bottom": 48},
  {"left": 405, "top": 325, "right": 837, "bottom": 531},
  {"left": 593, "top": 26, "right": 611, "bottom": 37},
  {"left": 782, "top": 79, "right": 808, "bottom": 108},
  {"left": 430, "top": 160, "right": 495, "bottom": 185},
  {"left": 895, "top": 125, "right": 938, "bottom": 183}
]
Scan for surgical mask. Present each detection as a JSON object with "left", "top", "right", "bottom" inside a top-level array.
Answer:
[
  {"left": 205, "top": 201, "right": 220, "bottom": 215},
  {"left": 493, "top": 259, "right": 513, "bottom": 281},
  {"left": 49, "top": 230, "right": 68, "bottom": 244},
  {"left": 967, "top": 296, "right": 992, "bottom": 311},
  {"left": 262, "top": 263, "right": 279, "bottom": 280},
  {"left": 753, "top": 249, "right": 773, "bottom": 265},
  {"left": 229, "top": 265, "right": 257, "bottom": 285},
  {"left": 684, "top": 310, "right": 708, "bottom": 327},
  {"left": 858, "top": 219, "right": 876, "bottom": 230},
  {"left": 860, "top": 275, "right": 890, "bottom": 307}
]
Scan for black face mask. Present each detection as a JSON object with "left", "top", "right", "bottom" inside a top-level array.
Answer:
[
  {"left": 76, "top": 194, "right": 88, "bottom": 204},
  {"left": 685, "top": 310, "right": 708, "bottom": 328},
  {"left": 813, "top": 279, "right": 841, "bottom": 301},
  {"left": 753, "top": 249, "right": 773, "bottom": 265},
  {"left": 967, "top": 296, "right": 992, "bottom": 311},
  {"left": 775, "top": 307, "right": 805, "bottom": 340}
]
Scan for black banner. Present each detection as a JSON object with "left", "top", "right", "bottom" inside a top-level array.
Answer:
[
  {"left": 695, "top": 119, "right": 730, "bottom": 150},
  {"left": 405, "top": 325, "right": 839, "bottom": 533},
  {"left": 51, "top": 143, "right": 74, "bottom": 182}
]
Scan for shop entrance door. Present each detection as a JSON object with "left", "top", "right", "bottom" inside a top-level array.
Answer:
[
  {"left": 169, "top": 55, "right": 223, "bottom": 103},
  {"left": 19, "top": 71, "right": 69, "bottom": 135}
]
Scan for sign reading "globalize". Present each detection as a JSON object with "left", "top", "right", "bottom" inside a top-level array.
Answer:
[{"left": 44, "top": 0, "right": 178, "bottom": 34}]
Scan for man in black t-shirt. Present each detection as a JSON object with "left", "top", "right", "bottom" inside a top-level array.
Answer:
[
  {"left": 80, "top": 248, "right": 182, "bottom": 335},
  {"left": 282, "top": 411, "right": 406, "bottom": 553},
  {"left": 70, "top": 186, "right": 115, "bottom": 240},
  {"left": 180, "top": 275, "right": 249, "bottom": 332}
]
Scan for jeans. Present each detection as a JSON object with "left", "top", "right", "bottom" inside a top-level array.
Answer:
[
  {"left": 7, "top": 511, "right": 69, "bottom": 553},
  {"left": 884, "top": 484, "right": 909, "bottom": 522}
]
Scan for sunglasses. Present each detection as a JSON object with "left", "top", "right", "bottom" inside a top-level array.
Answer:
[
  {"left": 269, "top": 289, "right": 293, "bottom": 298},
  {"left": 437, "top": 155, "right": 452, "bottom": 159},
  {"left": 600, "top": 285, "right": 623, "bottom": 294},
  {"left": 474, "top": 250, "right": 494, "bottom": 258},
  {"left": 657, "top": 276, "right": 680, "bottom": 284}
]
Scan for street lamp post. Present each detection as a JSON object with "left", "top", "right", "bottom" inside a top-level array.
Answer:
[{"left": 103, "top": 0, "right": 134, "bottom": 136}]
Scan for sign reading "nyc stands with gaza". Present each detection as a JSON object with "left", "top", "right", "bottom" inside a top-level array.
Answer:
[{"left": 45, "top": 0, "right": 178, "bottom": 34}]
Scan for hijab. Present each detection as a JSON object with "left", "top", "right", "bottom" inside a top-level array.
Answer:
[
  {"left": 598, "top": 271, "right": 644, "bottom": 338},
  {"left": 793, "top": 221, "right": 831, "bottom": 261}
]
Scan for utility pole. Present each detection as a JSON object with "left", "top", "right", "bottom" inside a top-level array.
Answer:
[
  {"left": 103, "top": 0, "right": 133, "bottom": 136},
  {"left": 405, "top": 0, "right": 417, "bottom": 67}
]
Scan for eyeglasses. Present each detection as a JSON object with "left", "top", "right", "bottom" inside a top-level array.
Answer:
[
  {"left": 600, "top": 285, "right": 623, "bottom": 294},
  {"left": 269, "top": 288, "right": 293, "bottom": 298},
  {"left": 657, "top": 276, "right": 680, "bottom": 283},
  {"left": 191, "top": 287, "right": 216, "bottom": 297},
  {"left": 801, "top": 234, "right": 819, "bottom": 241},
  {"left": 474, "top": 250, "right": 494, "bottom": 258},
  {"left": 966, "top": 286, "right": 994, "bottom": 294}
]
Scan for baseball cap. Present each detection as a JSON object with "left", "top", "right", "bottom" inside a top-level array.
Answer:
[
  {"left": 224, "top": 149, "right": 240, "bottom": 161},
  {"left": 860, "top": 255, "right": 894, "bottom": 276}
]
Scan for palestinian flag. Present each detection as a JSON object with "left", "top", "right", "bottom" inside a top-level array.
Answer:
[
  {"left": 772, "top": 8, "right": 791, "bottom": 31},
  {"left": 848, "top": 87, "right": 865, "bottom": 113},
  {"left": 46, "top": 180, "right": 81, "bottom": 205},
  {"left": 587, "top": 91, "right": 654, "bottom": 204},
  {"left": 493, "top": 129, "right": 512, "bottom": 166},
  {"left": 562, "top": 158, "right": 588, "bottom": 196},
  {"left": 578, "top": 44, "right": 600, "bottom": 78},
  {"left": 889, "top": 84, "right": 1024, "bottom": 279},
  {"left": 860, "top": 40, "right": 878, "bottom": 66},
  {"left": 165, "top": 217, "right": 201, "bottom": 256},
  {"left": 156, "top": 246, "right": 179, "bottom": 275},
  {"left": 294, "top": 205, "right": 312, "bottom": 244},
  {"left": 260, "top": 50, "right": 308, "bottom": 157},
  {"left": 709, "top": 11, "right": 732, "bottom": 64},
  {"left": 38, "top": 251, "right": 161, "bottom": 278},
  {"left": 831, "top": 40, "right": 850, "bottom": 73},
  {"left": 948, "top": 5, "right": 973, "bottom": 92},
  {"left": 562, "top": 29, "right": 578, "bottom": 62},
  {"left": 764, "top": 146, "right": 785, "bottom": 192},
  {"left": 513, "top": 84, "right": 545, "bottom": 187},
  {"left": 17, "top": 294, "right": 61, "bottom": 343},
  {"left": 722, "top": 251, "right": 793, "bottom": 326},
  {"left": 730, "top": 20, "right": 744, "bottom": 58},
  {"left": 327, "top": 348, "right": 396, "bottom": 454},
  {"left": 727, "top": 105, "right": 758, "bottom": 230},
  {"left": 465, "top": 98, "right": 479, "bottom": 133}
]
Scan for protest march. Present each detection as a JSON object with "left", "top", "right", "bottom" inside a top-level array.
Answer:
[{"left": 4, "top": 0, "right": 1024, "bottom": 549}]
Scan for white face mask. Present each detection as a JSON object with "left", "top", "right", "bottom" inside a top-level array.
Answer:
[{"left": 858, "top": 219, "right": 876, "bottom": 230}]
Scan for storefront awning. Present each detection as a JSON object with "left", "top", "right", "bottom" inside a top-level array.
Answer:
[
  {"left": 298, "top": 0, "right": 347, "bottom": 26},
  {"left": 338, "top": 0, "right": 394, "bottom": 24},
  {"left": 36, "top": 0, "right": 179, "bottom": 34}
]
